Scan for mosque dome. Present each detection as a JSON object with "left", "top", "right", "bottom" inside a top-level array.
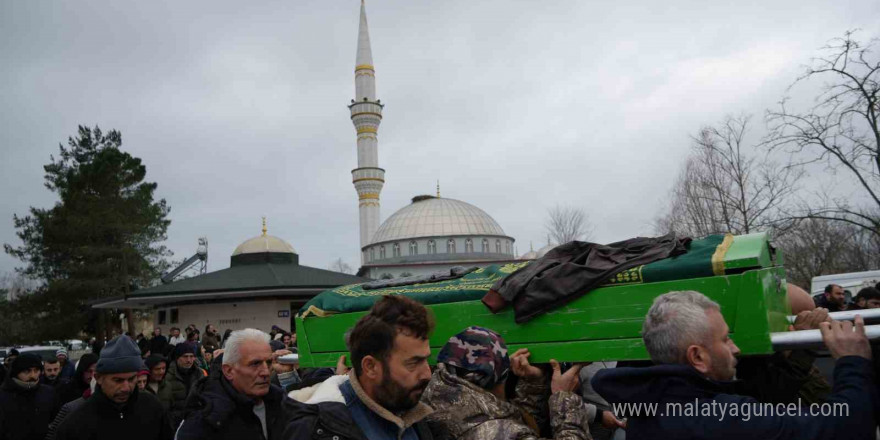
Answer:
[
  {"left": 535, "top": 242, "right": 556, "bottom": 259},
  {"left": 519, "top": 250, "right": 539, "bottom": 260},
  {"left": 363, "top": 196, "right": 515, "bottom": 265},
  {"left": 232, "top": 235, "right": 296, "bottom": 256},
  {"left": 230, "top": 219, "right": 298, "bottom": 267},
  {"left": 371, "top": 196, "right": 507, "bottom": 244}
]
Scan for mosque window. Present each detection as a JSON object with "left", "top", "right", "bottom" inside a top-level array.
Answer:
[
  {"left": 465, "top": 238, "right": 474, "bottom": 253},
  {"left": 505, "top": 241, "right": 511, "bottom": 254},
  {"left": 370, "top": 248, "right": 375, "bottom": 262},
  {"left": 447, "top": 239, "right": 456, "bottom": 254},
  {"left": 428, "top": 240, "right": 436, "bottom": 254},
  {"left": 482, "top": 238, "right": 489, "bottom": 253},
  {"left": 393, "top": 243, "right": 401, "bottom": 258},
  {"left": 496, "top": 240, "right": 502, "bottom": 253},
  {"left": 380, "top": 245, "right": 386, "bottom": 259},
  {"left": 409, "top": 241, "right": 418, "bottom": 255}
]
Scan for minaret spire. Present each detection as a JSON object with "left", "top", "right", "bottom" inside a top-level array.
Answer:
[{"left": 350, "top": 0, "right": 385, "bottom": 263}]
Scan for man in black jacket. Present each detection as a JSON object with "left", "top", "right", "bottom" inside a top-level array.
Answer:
[
  {"left": 593, "top": 290, "right": 878, "bottom": 440},
  {"left": 176, "top": 328, "right": 287, "bottom": 440},
  {"left": 56, "top": 353, "right": 98, "bottom": 404},
  {"left": 55, "top": 335, "right": 173, "bottom": 440},
  {"left": 0, "top": 353, "right": 59, "bottom": 440}
]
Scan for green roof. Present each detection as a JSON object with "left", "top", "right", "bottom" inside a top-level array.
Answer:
[{"left": 130, "top": 263, "right": 368, "bottom": 298}]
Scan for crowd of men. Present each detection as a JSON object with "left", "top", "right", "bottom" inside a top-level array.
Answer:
[
  {"left": 815, "top": 282, "right": 880, "bottom": 312},
  {"left": 1, "top": 283, "right": 878, "bottom": 440}
]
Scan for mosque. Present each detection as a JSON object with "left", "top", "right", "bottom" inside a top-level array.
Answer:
[
  {"left": 92, "top": 2, "right": 548, "bottom": 333},
  {"left": 349, "top": 1, "right": 535, "bottom": 279}
]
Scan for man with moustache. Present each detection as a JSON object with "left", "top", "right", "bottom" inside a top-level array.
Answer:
[
  {"left": 0, "top": 353, "right": 58, "bottom": 440},
  {"left": 176, "top": 328, "right": 287, "bottom": 440},
  {"left": 282, "top": 295, "right": 435, "bottom": 440},
  {"left": 55, "top": 335, "right": 172, "bottom": 440}
]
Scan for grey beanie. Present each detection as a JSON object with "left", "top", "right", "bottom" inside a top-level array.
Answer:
[{"left": 96, "top": 336, "right": 145, "bottom": 374}]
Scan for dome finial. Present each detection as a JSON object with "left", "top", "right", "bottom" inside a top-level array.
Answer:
[
  {"left": 436, "top": 180, "right": 441, "bottom": 198},
  {"left": 262, "top": 216, "right": 267, "bottom": 236}
]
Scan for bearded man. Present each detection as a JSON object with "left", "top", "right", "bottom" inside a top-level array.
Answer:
[{"left": 282, "top": 295, "right": 435, "bottom": 440}]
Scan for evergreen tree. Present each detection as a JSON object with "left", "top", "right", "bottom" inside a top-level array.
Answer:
[{"left": 4, "top": 126, "right": 171, "bottom": 341}]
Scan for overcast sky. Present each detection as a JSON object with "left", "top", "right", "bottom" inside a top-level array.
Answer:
[{"left": 1, "top": 0, "right": 878, "bottom": 277}]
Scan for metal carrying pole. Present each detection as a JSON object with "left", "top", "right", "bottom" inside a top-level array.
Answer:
[
  {"left": 770, "top": 324, "right": 880, "bottom": 351},
  {"left": 787, "top": 308, "right": 880, "bottom": 324}
]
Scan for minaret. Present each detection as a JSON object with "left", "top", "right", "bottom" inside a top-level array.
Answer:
[{"left": 350, "top": 0, "right": 384, "bottom": 263}]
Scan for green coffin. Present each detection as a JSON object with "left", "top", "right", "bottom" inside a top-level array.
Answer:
[{"left": 296, "top": 233, "right": 789, "bottom": 367}]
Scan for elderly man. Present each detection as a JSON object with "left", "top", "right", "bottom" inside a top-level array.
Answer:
[
  {"left": 55, "top": 335, "right": 172, "bottom": 440},
  {"left": 0, "top": 353, "right": 58, "bottom": 440},
  {"left": 593, "top": 290, "right": 877, "bottom": 440},
  {"left": 176, "top": 328, "right": 287, "bottom": 440},
  {"left": 283, "top": 295, "right": 436, "bottom": 440}
]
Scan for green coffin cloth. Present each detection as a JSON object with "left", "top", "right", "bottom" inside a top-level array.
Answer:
[
  {"left": 299, "top": 263, "right": 529, "bottom": 317},
  {"left": 300, "top": 234, "right": 731, "bottom": 318}
]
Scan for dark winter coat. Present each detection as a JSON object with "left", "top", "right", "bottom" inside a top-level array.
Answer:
[
  {"left": 143, "top": 377, "right": 175, "bottom": 413},
  {"left": 58, "top": 362, "right": 75, "bottom": 380},
  {"left": 56, "top": 354, "right": 98, "bottom": 405},
  {"left": 149, "top": 335, "right": 169, "bottom": 357},
  {"left": 175, "top": 375, "right": 287, "bottom": 440},
  {"left": 484, "top": 233, "right": 690, "bottom": 323},
  {"left": 0, "top": 377, "right": 58, "bottom": 440},
  {"left": 282, "top": 373, "right": 434, "bottom": 440},
  {"left": 54, "top": 385, "right": 173, "bottom": 440},
  {"left": 166, "top": 360, "right": 205, "bottom": 424},
  {"left": 592, "top": 356, "right": 878, "bottom": 440}
]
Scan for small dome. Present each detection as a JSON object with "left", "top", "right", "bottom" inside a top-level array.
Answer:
[
  {"left": 371, "top": 197, "right": 508, "bottom": 245},
  {"left": 535, "top": 243, "right": 556, "bottom": 259},
  {"left": 519, "top": 250, "right": 538, "bottom": 260},
  {"left": 232, "top": 235, "right": 296, "bottom": 256}
]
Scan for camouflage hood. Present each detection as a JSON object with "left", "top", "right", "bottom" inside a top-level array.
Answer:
[{"left": 422, "top": 363, "right": 534, "bottom": 439}]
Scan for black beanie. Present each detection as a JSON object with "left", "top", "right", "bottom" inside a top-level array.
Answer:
[
  {"left": 144, "top": 354, "right": 167, "bottom": 371},
  {"left": 172, "top": 341, "right": 198, "bottom": 360},
  {"left": 9, "top": 354, "right": 42, "bottom": 378},
  {"left": 97, "top": 335, "right": 145, "bottom": 374}
]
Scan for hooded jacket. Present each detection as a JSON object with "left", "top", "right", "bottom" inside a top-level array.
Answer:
[
  {"left": 56, "top": 354, "right": 98, "bottom": 405},
  {"left": 54, "top": 385, "right": 173, "bottom": 440},
  {"left": 592, "top": 356, "right": 878, "bottom": 440},
  {"left": 0, "top": 376, "right": 58, "bottom": 440},
  {"left": 175, "top": 375, "right": 287, "bottom": 440},
  {"left": 144, "top": 376, "right": 175, "bottom": 413},
  {"left": 421, "top": 363, "right": 590, "bottom": 440},
  {"left": 282, "top": 372, "right": 434, "bottom": 440}
]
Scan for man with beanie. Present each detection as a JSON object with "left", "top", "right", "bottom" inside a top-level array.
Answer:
[
  {"left": 0, "top": 353, "right": 59, "bottom": 440},
  {"left": 166, "top": 341, "right": 205, "bottom": 425},
  {"left": 143, "top": 354, "right": 175, "bottom": 413},
  {"left": 56, "top": 348, "right": 75, "bottom": 380},
  {"left": 57, "top": 353, "right": 98, "bottom": 404},
  {"left": 55, "top": 335, "right": 173, "bottom": 440},
  {"left": 421, "top": 326, "right": 591, "bottom": 440}
]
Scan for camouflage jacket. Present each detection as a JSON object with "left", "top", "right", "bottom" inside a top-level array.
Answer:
[{"left": 422, "top": 364, "right": 591, "bottom": 440}]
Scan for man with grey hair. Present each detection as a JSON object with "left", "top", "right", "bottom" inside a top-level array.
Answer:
[
  {"left": 593, "top": 290, "right": 878, "bottom": 440},
  {"left": 175, "top": 328, "right": 288, "bottom": 440}
]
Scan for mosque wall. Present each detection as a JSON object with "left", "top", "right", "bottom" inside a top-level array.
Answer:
[{"left": 153, "top": 298, "right": 294, "bottom": 335}]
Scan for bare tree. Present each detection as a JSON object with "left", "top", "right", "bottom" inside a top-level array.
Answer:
[
  {"left": 766, "top": 31, "right": 880, "bottom": 238},
  {"left": 328, "top": 258, "right": 353, "bottom": 274},
  {"left": 776, "top": 218, "right": 880, "bottom": 289},
  {"left": 656, "top": 115, "right": 799, "bottom": 237},
  {"left": 545, "top": 205, "right": 593, "bottom": 244}
]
